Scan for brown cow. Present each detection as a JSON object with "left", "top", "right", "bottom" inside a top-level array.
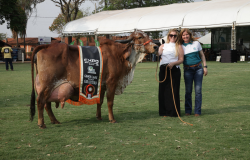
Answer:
[{"left": 30, "top": 30, "right": 158, "bottom": 129}]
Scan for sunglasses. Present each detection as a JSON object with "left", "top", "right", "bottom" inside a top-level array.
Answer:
[{"left": 169, "top": 34, "right": 177, "bottom": 38}]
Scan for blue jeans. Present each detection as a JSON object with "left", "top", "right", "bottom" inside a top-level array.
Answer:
[
  {"left": 152, "top": 54, "right": 156, "bottom": 62},
  {"left": 184, "top": 63, "right": 203, "bottom": 115},
  {"left": 5, "top": 58, "right": 13, "bottom": 70}
]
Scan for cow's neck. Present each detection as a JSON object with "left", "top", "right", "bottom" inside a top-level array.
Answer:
[
  {"left": 115, "top": 47, "right": 144, "bottom": 95},
  {"left": 128, "top": 47, "right": 141, "bottom": 69}
]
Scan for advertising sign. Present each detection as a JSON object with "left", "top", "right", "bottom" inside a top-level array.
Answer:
[{"left": 38, "top": 37, "right": 51, "bottom": 45}]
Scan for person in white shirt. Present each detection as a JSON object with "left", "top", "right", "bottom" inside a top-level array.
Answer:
[
  {"left": 158, "top": 29, "right": 184, "bottom": 117},
  {"left": 177, "top": 28, "right": 208, "bottom": 117}
]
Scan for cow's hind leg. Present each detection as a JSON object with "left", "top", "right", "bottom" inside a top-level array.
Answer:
[
  {"left": 45, "top": 102, "right": 61, "bottom": 124},
  {"left": 37, "top": 95, "right": 47, "bottom": 129},
  {"left": 96, "top": 86, "right": 106, "bottom": 120},
  {"left": 106, "top": 84, "right": 116, "bottom": 123}
]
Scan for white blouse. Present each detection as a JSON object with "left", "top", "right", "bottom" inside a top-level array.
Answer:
[{"left": 160, "top": 42, "right": 179, "bottom": 68}]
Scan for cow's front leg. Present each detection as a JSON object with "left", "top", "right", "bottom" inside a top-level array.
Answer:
[
  {"left": 37, "top": 96, "right": 46, "bottom": 129},
  {"left": 96, "top": 86, "right": 106, "bottom": 120},
  {"left": 106, "top": 85, "right": 116, "bottom": 123},
  {"left": 45, "top": 102, "right": 61, "bottom": 124}
]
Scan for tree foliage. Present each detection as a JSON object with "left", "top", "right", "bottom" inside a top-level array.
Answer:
[
  {"left": 49, "top": 5, "right": 90, "bottom": 34},
  {"left": 0, "top": 0, "right": 44, "bottom": 38},
  {"left": 51, "top": 0, "right": 86, "bottom": 43},
  {"left": 0, "top": 0, "right": 26, "bottom": 34},
  {"left": 51, "top": 0, "right": 85, "bottom": 23},
  {"left": 0, "top": 0, "right": 17, "bottom": 24},
  {"left": 12, "top": 0, "right": 45, "bottom": 38},
  {"left": 49, "top": 14, "right": 65, "bottom": 35},
  {"left": 96, "top": 0, "right": 193, "bottom": 11},
  {"left": 0, "top": 33, "right": 6, "bottom": 40},
  {"left": 10, "top": 5, "right": 27, "bottom": 38}
]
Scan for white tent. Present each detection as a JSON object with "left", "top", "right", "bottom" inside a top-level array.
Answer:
[
  {"left": 62, "top": 0, "right": 250, "bottom": 36},
  {"left": 198, "top": 33, "right": 211, "bottom": 45}
]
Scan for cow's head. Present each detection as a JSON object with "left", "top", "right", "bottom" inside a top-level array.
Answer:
[{"left": 115, "top": 30, "right": 158, "bottom": 54}]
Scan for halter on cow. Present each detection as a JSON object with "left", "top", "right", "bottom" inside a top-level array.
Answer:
[{"left": 30, "top": 30, "right": 158, "bottom": 129}]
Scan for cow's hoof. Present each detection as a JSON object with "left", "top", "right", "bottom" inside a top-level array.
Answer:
[
  {"left": 109, "top": 120, "right": 117, "bottom": 123},
  {"left": 96, "top": 117, "right": 103, "bottom": 120},
  {"left": 38, "top": 124, "right": 47, "bottom": 129},
  {"left": 51, "top": 121, "right": 61, "bottom": 124}
]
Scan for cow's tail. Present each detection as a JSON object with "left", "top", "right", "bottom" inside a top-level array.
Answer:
[{"left": 30, "top": 44, "right": 50, "bottom": 122}]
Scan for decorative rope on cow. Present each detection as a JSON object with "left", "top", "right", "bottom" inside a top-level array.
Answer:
[{"left": 155, "top": 55, "right": 193, "bottom": 126}]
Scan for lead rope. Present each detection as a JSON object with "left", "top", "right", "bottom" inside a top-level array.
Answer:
[{"left": 155, "top": 55, "right": 193, "bottom": 126}]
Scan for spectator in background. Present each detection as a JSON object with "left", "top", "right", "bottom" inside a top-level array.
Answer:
[
  {"left": 152, "top": 53, "right": 156, "bottom": 62},
  {"left": 1, "top": 44, "right": 14, "bottom": 71},
  {"left": 204, "top": 49, "right": 209, "bottom": 60}
]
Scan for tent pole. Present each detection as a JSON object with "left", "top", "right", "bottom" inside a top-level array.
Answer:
[
  {"left": 95, "top": 29, "right": 98, "bottom": 41},
  {"left": 231, "top": 21, "right": 236, "bottom": 50}
]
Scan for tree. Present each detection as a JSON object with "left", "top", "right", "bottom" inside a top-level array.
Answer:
[
  {"left": 49, "top": 6, "right": 90, "bottom": 35},
  {"left": 51, "top": 0, "right": 86, "bottom": 43},
  {"left": 0, "top": 0, "right": 27, "bottom": 47},
  {"left": 12, "top": 0, "right": 45, "bottom": 47},
  {"left": 96, "top": 0, "right": 193, "bottom": 11},
  {"left": 0, "top": 0, "right": 26, "bottom": 32},
  {"left": 0, "top": 0, "right": 17, "bottom": 25},
  {"left": 15, "top": 0, "right": 45, "bottom": 36},
  {"left": 10, "top": 5, "right": 27, "bottom": 38},
  {"left": 191, "top": 29, "right": 210, "bottom": 38},
  {"left": 49, "top": 14, "right": 67, "bottom": 35},
  {"left": 0, "top": 33, "right": 6, "bottom": 40}
]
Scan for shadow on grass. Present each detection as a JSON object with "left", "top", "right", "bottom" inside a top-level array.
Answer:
[
  {"left": 203, "top": 105, "right": 250, "bottom": 115},
  {"left": 122, "top": 91, "right": 150, "bottom": 95},
  {"left": 60, "top": 110, "right": 187, "bottom": 128},
  {"left": 61, "top": 110, "right": 160, "bottom": 126}
]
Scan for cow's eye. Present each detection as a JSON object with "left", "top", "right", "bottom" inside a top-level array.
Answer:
[{"left": 138, "top": 37, "right": 143, "bottom": 39}]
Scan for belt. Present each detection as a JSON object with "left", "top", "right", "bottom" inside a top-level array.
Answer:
[
  {"left": 161, "top": 63, "right": 169, "bottom": 67},
  {"left": 184, "top": 61, "right": 201, "bottom": 68}
]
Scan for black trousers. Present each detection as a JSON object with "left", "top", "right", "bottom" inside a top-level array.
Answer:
[
  {"left": 159, "top": 65, "right": 181, "bottom": 117},
  {"left": 5, "top": 58, "right": 13, "bottom": 70}
]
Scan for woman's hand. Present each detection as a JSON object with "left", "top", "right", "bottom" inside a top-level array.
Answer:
[
  {"left": 199, "top": 50, "right": 207, "bottom": 76},
  {"left": 158, "top": 44, "right": 164, "bottom": 55},
  {"left": 203, "top": 68, "right": 208, "bottom": 76},
  {"left": 167, "top": 63, "right": 174, "bottom": 69}
]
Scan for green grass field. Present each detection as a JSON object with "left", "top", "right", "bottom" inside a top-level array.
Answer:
[{"left": 0, "top": 61, "right": 250, "bottom": 159}]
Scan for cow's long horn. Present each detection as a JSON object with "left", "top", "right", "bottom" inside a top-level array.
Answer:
[
  {"left": 115, "top": 35, "right": 133, "bottom": 44},
  {"left": 115, "top": 38, "right": 133, "bottom": 44},
  {"left": 152, "top": 40, "right": 161, "bottom": 46}
]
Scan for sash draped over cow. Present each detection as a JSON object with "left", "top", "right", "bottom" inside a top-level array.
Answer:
[{"left": 66, "top": 46, "right": 103, "bottom": 105}]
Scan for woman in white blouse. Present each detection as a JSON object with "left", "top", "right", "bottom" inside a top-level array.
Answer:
[{"left": 158, "top": 29, "right": 184, "bottom": 117}]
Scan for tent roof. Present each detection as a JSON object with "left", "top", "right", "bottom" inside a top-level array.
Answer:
[
  {"left": 62, "top": 0, "right": 250, "bottom": 36},
  {"left": 198, "top": 33, "right": 211, "bottom": 44}
]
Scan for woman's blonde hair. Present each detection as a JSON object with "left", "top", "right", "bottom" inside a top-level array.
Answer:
[{"left": 166, "top": 28, "right": 180, "bottom": 57}]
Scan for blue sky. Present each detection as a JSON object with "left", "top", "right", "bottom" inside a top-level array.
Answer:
[{"left": 0, "top": 0, "right": 204, "bottom": 38}]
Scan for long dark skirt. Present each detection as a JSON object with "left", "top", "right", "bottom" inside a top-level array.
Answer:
[{"left": 159, "top": 65, "right": 181, "bottom": 117}]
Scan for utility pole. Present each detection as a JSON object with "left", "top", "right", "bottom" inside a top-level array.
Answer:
[
  {"left": 5, "top": 33, "right": 7, "bottom": 43},
  {"left": 95, "top": 3, "right": 96, "bottom": 14}
]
